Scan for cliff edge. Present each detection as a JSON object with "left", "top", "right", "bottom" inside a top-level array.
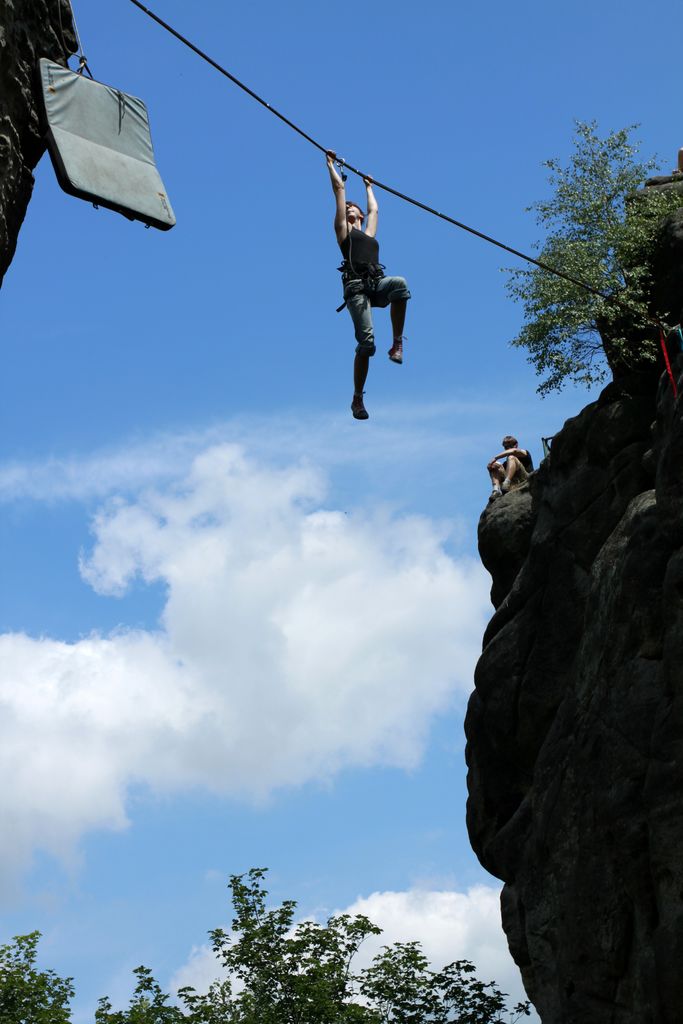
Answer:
[{"left": 466, "top": 201, "right": 683, "bottom": 1022}]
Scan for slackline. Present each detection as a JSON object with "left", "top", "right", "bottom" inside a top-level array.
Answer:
[
  {"left": 128, "top": 0, "right": 611, "bottom": 300},
  {"left": 127, "top": 0, "right": 683, "bottom": 394}
]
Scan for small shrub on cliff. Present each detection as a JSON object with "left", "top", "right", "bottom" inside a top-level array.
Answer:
[{"left": 506, "top": 121, "right": 683, "bottom": 394}]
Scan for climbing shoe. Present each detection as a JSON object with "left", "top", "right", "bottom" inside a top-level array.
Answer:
[
  {"left": 351, "top": 393, "right": 369, "bottom": 420},
  {"left": 388, "top": 337, "right": 404, "bottom": 364},
  {"left": 501, "top": 478, "right": 512, "bottom": 493},
  {"left": 489, "top": 486, "right": 502, "bottom": 501}
]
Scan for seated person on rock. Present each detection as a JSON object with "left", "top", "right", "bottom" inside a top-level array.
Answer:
[{"left": 487, "top": 436, "right": 534, "bottom": 501}]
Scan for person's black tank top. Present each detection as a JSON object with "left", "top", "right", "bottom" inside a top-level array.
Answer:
[{"left": 340, "top": 228, "right": 380, "bottom": 267}]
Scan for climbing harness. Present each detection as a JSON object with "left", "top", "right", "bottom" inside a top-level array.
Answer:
[
  {"left": 335, "top": 227, "right": 386, "bottom": 312},
  {"left": 335, "top": 262, "right": 386, "bottom": 313}
]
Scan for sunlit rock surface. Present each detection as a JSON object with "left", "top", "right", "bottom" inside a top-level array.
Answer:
[{"left": 0, "top": 0, "right": 75, "bottom": 286}]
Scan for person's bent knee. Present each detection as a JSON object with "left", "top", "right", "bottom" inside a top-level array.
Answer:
[
  {"left": 387, "top": 277, "right": 411, "bottom": 303},
  {"left": 372, "top": 276, "right": 411, "bottom": 307},
  {"left": 356, "top": 340, "right": 376, "bottom": 357}
]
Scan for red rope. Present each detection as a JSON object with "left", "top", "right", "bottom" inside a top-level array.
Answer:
[{"left": 660, "top": 327, "right": 678, "bottom": 398}]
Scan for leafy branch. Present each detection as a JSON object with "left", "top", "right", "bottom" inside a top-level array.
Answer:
[
  {"left": 2, "top": 871, "right": 531, "bottom": 1024},
  {"left": 506, "top": 121, "right": 683, "bottom": 394}
]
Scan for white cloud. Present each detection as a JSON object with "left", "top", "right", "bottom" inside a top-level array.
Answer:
[
  {"left": 171, "top": 943, "right": 230, "bottom": 995},
  {"left": 0, "top": 432, "right": 203, "bottom": 504},
  {"left": 0, "top": 401, "right": 493, "bottom": 506},
  {"left": 170, "top": 884, "right": 536, "bottom": 1020},
  {"left": 0, "top": 442, "right": 489, "bottom": 877},
  {"left": 343, "top": 887, "right": 530, "bottom": 1005}
]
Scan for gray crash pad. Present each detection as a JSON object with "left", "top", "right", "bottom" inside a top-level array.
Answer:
[{"left": 38, "top": 58, "right": 176, "bottom": 230}]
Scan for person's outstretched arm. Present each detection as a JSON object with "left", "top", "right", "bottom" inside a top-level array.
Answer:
[
  {"left": 364, "top": 176, "right": 378, "bottom": 237},
  {"left": 492, "top": 446, "right": 528, "bottom": 461},
  {"left": 326, "top": 151, "right": 348, "bottom": 245}
]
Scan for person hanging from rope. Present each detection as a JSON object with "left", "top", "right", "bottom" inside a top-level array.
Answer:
[
  {"left": 326, "top": 151, "right": 411, "bottom": 420},
  {"left": 487, "top": 435, "right": 534, "bottom": 501}
]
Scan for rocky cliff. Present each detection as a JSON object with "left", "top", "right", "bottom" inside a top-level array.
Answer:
[
  {"left": 466, "top": 189, "right": 683, "bottom": 1023},
  {"left": 0, "top": 0, "right": 75, "bottom": 287}
]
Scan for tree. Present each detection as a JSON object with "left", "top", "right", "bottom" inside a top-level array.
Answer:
[
  {"left": 506, "top": 121, "right": 683, "bottom": 394},
  {"left": 175, "top": 869, "right": 529, "bottom": 1024},
  {"left": 1, "top": 871, "right": 531, "bottom": 1023},
  {"left": 95, "top": 966, "right": 186, "bottom": 1024},
  {"left": 180, "top": 867, "right": 381, "bottom": 1024},
  {"left": 360, "top": 943, "right": 529, "bottom": 1024},
  {"left": 0, "top": 931, "right": 74, "bottom": 1024}
]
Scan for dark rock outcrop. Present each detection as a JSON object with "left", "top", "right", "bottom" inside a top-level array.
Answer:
[
  {"left": 645, "top": 172, "right": 683, "bottom": 197},
  {"left": 650, "top": 207, "right": 683, "bottom": 324},
  {"left": 0, "top": 0, "right": 75, "bottom": 287},
  {"left": 466, "top": 182, "right": 683, "bottom": 1023},
  {"left": 466, "top": 357, "right": 683, "bottom": 1016}
]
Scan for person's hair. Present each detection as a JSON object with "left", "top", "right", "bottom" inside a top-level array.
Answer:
[
  {"left": 502, "top": 435, "right": 518, "bottom": 447},
  {"left": 345, "top": 201, "right": 365, "bottom": 222}
]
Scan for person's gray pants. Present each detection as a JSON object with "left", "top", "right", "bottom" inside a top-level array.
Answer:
[{"left": 343, "top": 276, "right": 411, "bottom": 356}]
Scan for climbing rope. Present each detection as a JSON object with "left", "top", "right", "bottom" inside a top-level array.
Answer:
[
  {"left": 57, "top": 0, "right": 92, "bottom": 76},
  {"left": 128, "top": 0, "right": 608, "bottom": 299},
  {"left": 128, "top": 0, "right": 679, "bottom": 394}
]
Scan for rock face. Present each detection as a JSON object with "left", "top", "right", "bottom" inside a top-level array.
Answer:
[
  {"left": 0, "top": 0, "right": 75, "bottom": 287},
  {"left": 466, "top": 349, "right": 683, "bottom": 1014},
  {"left": 651, "top": 207, "right": 683, "bottom": 324}
]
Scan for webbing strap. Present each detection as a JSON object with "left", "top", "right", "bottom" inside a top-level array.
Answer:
[{"left": 660, "top": 328, "right": 678, "bottom": 399}]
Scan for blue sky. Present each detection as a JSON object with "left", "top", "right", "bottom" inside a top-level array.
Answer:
[{"left": 1, "top": 0, "right": 680, "bottom": 1016}]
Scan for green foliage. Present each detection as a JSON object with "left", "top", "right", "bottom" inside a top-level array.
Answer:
[
  {"left": 506, "top": 121, "right": 683, "bottom": 393},
  {"left": 181, "top": 868, "right": 381, "bottom": 1023},
  {"left": 95, "top": 967, "right": 186, "bottom": 1024},
  {"left": 0, "top": 931, "right": 74, "bottom": 1024},
  {"left": 361, "top": 943, "right": 529, "bottom": 1023},
  {"left": 1, "top": 871, "right": 531, "bottom": 1024},
  {"left": 176, "top": 869, "right": 530, "bottom": 1024}
]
